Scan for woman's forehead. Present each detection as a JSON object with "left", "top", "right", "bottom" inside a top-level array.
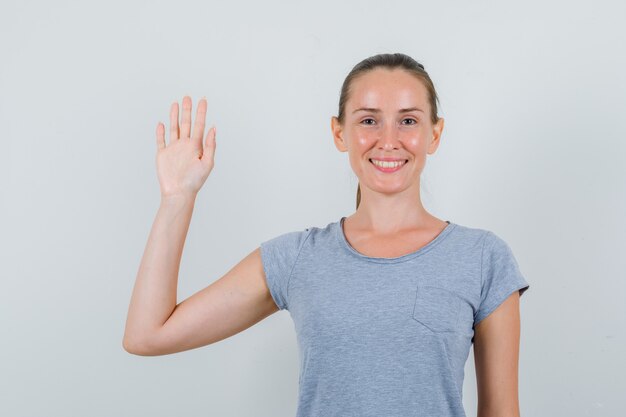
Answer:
[{"left": 348, "top": 71, "right": 429, "bottom": 110}]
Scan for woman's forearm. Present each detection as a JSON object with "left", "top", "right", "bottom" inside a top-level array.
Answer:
[{"left": 123, "top": 193, "right": 196, "bottom": 351}]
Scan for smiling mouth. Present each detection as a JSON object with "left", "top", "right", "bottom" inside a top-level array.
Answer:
[{"left": 369, "top": 158, "right": 409, "bottom": 172}]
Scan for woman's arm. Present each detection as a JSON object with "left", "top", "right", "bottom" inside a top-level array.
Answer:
[
  {"left": 122, "top": 193, "right": 195, "bottom": 352},
  {"left": 123, "top": 95, "right": 215, "bottom": 352},
  {"left": 473, "top": 291, "right": 523, "bottom": 417},
  {"left": 123, "top": 97, "right": 280, "bottom": 355},
  {"left": 123, "top": 210, "right": 279, "bottom": 356}
]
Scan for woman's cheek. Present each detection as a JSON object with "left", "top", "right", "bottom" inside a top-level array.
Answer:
[
  {"left": 355, "top": 136, "right": 370, "bottom": 147},
  {"left": 354, "top": 129, "right": 378, "bottom": 146},
  {"left": 400, "top": 132, "right": 425, "bottom": 149}
]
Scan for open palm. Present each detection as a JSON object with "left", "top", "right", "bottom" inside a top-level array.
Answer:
[{"left": 155, "top": 96, "right": 216, "bottom": 198}]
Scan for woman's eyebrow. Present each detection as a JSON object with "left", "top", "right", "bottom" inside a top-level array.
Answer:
[{"left": 352, "top": 107, "right": 424, "bottom": 114}]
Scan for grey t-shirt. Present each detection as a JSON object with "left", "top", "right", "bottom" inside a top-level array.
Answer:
[{"left": 260, "top": 217, "right": 530, "bottom": 417}]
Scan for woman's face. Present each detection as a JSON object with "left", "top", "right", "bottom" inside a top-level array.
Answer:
[{"left": 331, "top": 68, "right": 444, "bottom": 197}]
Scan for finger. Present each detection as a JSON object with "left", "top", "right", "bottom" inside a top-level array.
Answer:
[
  {"left": 201, "top": 125, "right": 216, "bottom": 166},
  {"left": 156, "top": 122, "right": 166, "bottom": 150},
  {"left": 180, "top": 96, "right": 192, "bottom": 139},
  {"left": 169, "top": 101, "right": 179, "bottom": 141},
  {"left": 191, "top": 97, "right": 207, "bottom": 145}
]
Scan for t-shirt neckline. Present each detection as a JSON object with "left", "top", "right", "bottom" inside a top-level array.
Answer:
[{"left": 335, "top": 217, "right": 456, "bottom": 264}]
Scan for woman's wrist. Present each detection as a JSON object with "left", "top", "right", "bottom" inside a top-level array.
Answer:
[{"left": 160, "top": 192, "right": 197, "bottom": 206}]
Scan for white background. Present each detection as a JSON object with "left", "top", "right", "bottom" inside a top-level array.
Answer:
[{"left": 1, "top": 0, "right": 624, "bottom": 416}]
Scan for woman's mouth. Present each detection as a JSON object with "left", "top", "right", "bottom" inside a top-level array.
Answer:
[{"left": 369, "top": 158, "right": 408, "bottom": 173}]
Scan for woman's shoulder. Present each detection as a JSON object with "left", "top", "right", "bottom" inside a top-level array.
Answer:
[
  {"left": 260, "top": 219, "right": 336, "bottom": 246},
  {"left": 449, "top": 221, "right": 521, "bottom": 260},
  {"left": 445, "top": 221, "right": 489, "bottom": 243}
]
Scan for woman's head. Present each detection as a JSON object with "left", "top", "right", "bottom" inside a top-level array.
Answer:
[{"left": 331, "top": 53, "right": 444, "bottom": 209}]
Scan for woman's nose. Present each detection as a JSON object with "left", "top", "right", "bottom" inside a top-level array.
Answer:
[{"left": 378, "top": 124, "right": 401, "bottom": 148}]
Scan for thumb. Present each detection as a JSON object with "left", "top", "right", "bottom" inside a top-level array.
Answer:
[{"left": 201, "top": 125, "right": 216, "bottom": 165}]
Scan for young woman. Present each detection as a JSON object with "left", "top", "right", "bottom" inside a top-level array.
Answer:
[{"left": 123, "top": 53, "right": 530, "bottom": 417}]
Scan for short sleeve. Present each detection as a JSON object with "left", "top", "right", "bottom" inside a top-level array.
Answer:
[
  {"left": 474, "top": 231, "right": 530, "bottom": 327},
  {"left": 259, "top": 228, "right": 311, "bottom": 311}
]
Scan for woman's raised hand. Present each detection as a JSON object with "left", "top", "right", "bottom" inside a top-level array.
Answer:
[{"left": 155, "top": 96, "right": 217, "bottom": 199}]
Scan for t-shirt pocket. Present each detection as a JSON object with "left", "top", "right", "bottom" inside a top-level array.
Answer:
[{"left": 412, "top": 285, "right": 462, "bottom": 333}]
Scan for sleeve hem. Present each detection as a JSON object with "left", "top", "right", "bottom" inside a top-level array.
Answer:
[
  {"left": 259, "top": 243, "right": 286, "bottom": 311},
  {"left": 473, "top": 282, "right": 530, "bottom": 327}
]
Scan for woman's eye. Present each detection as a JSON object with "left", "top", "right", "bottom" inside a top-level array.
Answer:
[
  {"left": 360, "top": 118, "right": 376, "bottom": 125},
  {"left": 402, "top": 118, "right": 417, "bottom": 125}
]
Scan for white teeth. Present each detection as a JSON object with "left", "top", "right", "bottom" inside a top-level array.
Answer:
[{"left": 370, "top": 159, "right": 406, "bottom": 168}]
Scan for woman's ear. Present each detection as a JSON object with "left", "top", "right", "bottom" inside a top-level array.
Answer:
[
  {"left": 331, "top": 116, "right": 348, "bottom": 152},
  {"left": 427, "top": 117, "right": 445, "bottom": 154}
]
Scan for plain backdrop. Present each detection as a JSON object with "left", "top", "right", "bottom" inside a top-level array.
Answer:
[{"left": 1, "top": 0, "right": 625, "bottom": 416}]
